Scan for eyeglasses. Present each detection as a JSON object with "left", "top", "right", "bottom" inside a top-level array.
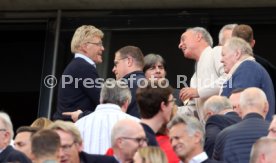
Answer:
[
  {"left": 60, "top": 141, "right": 76, "bottom": 152},
  {"left": 168, "top": 98, "right": 176, "bottom": 104},
  {"left": 120, "top": 137, "right": 148, "bottom": 146},
  {"left": 87, "top": 42, "right": 104, "bottom": 47},
  {"left": 114, "top": 57, "right": 128, "bottom": 67}
]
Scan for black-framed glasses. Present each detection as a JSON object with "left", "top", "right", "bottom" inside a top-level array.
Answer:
[
  {"left": 87, "top": 42, "right": 103, "bottom": 47},
  {"left": 60, "top": 141, "right": 76, "bottom": 152},
  {"left": 114, "top": 57, "right": 128, "bottom": 67},
  {"left": 120, "top": 137, "right": 148, "bottom": 146}
]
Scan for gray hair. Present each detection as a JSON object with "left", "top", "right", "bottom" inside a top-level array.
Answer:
[
  {"left": 224, "top": 37, "right": 253, "bottom": 56},
  {"left": 240, "top": 87, "right": 267, "bottom": 110},
  {"left": 0, "top": 111, "right": 14, "bottom": 143},
  {"left": 167, "top": 114, "right": 205, "bottom": 146},
  {"left": 100, "top": 80, "right": 131, "bottom": 107},
  {"left": 204, "top": 96, "right": 233, "bottom": 114},
  {"left": 250, "top": 137, "right": 276, "bottom": 163},
  {"left": 187, "top": 27, "right": 213, "bottom": 47},
  {"left": 219, "top": 24, "right": 237, "bottom": 45}
]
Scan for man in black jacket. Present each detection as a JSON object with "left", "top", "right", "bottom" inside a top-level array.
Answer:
[
  {"left": 203, "top": 95, "right": 241, "bottom": 157},
  {"left": 112, "top": 45, "right": 145, "bottom": 118},
  {"left": 54, "top": 25, "right": 105, "bottom": 121},
  {"left": 213, "top": 87, "right": 270, "bottom": 163},
  {"left": 0, "top": 111, "right": 31, "bottom": 163}
]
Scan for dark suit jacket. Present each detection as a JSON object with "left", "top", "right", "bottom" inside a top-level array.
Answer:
[
  {"left": 53, "top": 57, "right": 101, "bottom": 121},
  {"left": 221, "top": 60, "right": 275, "bottom": 121},
  {"left": 141, "top": 123, "right": 159, "bottom": 146},
  {"left": 80, "top": 151, "right": 118, "bottom": 163},
  {"left": 0, "top": 145, "right": 31, "bottom": 163},
  {"left": 255, "top": 54, "right": 276, "bottom": 114},
  {"left": 213, "top": 113, "right": 269, "bottom": 163},
  {"left": 122, "top": 71, "right": 145, "bottom": 118},
  {"left": 202, "top": 158, "right": 223, "bottom": 163},
  {"left": 204, "top": 112, "right": 241, "bottom": 157}
]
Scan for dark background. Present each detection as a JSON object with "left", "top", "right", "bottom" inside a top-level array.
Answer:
[{"left": 1, "top": 8, "right": 276, "bottom": 132}]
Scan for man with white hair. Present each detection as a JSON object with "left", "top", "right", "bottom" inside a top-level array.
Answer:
[
  {"left": 203, "top": 95, "right": 241, "bottom": 157},
  {"left": 220, "top": 37, "right": 274, "bottom": 121},
  {"left": 75, "top": 80, "right": 139, "bottom": 154},
  {"left": 0, "top": 111, "right": 31, "bottom": 163},
  {"left": 218, "top": 24, "right": 237, "bottom": 46},
  {"left": 168, "top": 114, "right": 220, "bottom": 163},
  {"left": 178, "top": 27, "right": 223, "bottom": 123},
  {"left": 213, "top": 87, "right": 270, "bottom": 163}
]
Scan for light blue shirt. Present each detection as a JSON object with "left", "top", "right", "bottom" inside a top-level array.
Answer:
[{"left": 75, "top": 53, "right": 96, "bottom": 67}]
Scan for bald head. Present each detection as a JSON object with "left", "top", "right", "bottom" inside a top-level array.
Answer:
[
  {"left": 111, "top": 119, "right": 145, "bottom": 146},
  {"left": 250, "top": 137, "right": 276, "bottom": 163},
  {"left": 268, "top": 116, "right": 276, "bottom": 138},
  {"left": 240, "top": 87, "right": 268, "bottom": 118}
]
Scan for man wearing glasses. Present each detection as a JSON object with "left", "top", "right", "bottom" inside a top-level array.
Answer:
[
  {"left": 48, "top": 120, "right": 117, "bottom": 163},
  {"left": 112, "top": 45, "right": 145, "bottom": 118},
  {"left": 111, "top": 119, "right": 147, "bottom": 163},
  {"left": 0, "top": 111, "right": 31, "bottom": 163},
  {"left": 53, "top": 25, "right": 105, "bottom": 122},
  {"left": 136, "top": 80, "right": 174, "bottom": 146}
]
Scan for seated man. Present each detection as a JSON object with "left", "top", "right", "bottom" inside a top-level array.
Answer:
[
  {"left": 31, "top": 129, "right": 61, "bottom": 163},
  {"left": 250, "top": 137, "right": 276, "bottom": 163},
  {"left": 111, "top": 119, "right": 147, "bottom": 163},
  {"left": 48, "top": 120, "right": 117, "bottom": 163},
  {"left": 14, "top": 126, "right": 39, "bottom": 161},
  {"left": 203, "top": 96, "right": 241, "bottom": 157},
  {"left": 0, "top": 112, "right": 31, "bottom": 163},
  {"left": 136, "top": 80, "right": 174, "bottom": 146},
  {"left": 213, "top": 87, "right": 270, "bottom": 163},
  {"left": 168, "top": 114, "right": 220, "bottom": 163},
  {"left": 75, "top": 80, "right": 139, "bottom": 154}
]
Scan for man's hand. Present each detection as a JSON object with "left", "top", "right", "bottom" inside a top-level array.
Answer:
[
  {"left": 62, "top": 109, "right": 83, "bottom": 122},
  {"left": 179, "top": 87, "right": 199, "bottom": 101}
]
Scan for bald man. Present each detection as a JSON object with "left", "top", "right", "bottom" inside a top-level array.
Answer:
[
  {"left": 111, "top": 119, "right": 147, "bottom": 163},
  {"left": 213, "top": 87, "right": 270, "bottom": 163}
]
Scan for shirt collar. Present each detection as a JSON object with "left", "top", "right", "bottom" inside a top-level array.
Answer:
[
  {"left": 95, "top": 103, "right": 121, "bottom": 111},
  {"left": 75, "top": 53, "right": 96, "bottom": 67},
  {"left": 188, "top": 152, "right": 208, "bottom": 163}
]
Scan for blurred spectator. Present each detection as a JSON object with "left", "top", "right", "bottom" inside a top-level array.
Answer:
[{"left": 133, "top": 146, "right": 168, "bottom": 163}]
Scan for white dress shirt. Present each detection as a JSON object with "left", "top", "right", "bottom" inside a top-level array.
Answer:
[
  {"left": 75, "top": 53, "right": 96, "bottom": 67},
  {"left": 75, "top": 103, "right": 139, "bottom": 154},
  {"left": 188, "top": 152, "right": 208, "bottom": 163}
]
